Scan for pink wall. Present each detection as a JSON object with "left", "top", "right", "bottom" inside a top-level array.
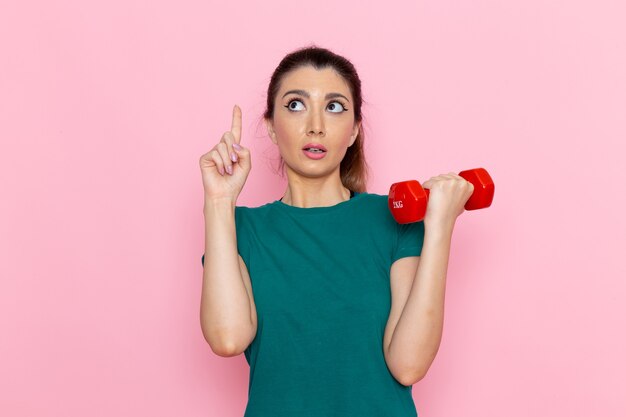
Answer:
[{"left": 1, "top": 0, "right": 624, "bottom": 415}]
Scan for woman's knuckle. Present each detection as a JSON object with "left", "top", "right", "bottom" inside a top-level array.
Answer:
[{"left": 211, "top": 153, "right": 222, "bottom": 163}]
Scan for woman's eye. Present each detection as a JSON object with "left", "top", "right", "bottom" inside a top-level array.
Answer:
[
  {"left": 327, "top": 101, "right": 346, "bottom": 113},
  {"left": 286, "top": 100, "right": 305, "bottom": 111}
]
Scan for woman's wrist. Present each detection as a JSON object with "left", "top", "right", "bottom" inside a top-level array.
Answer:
[
  {"left": 204, "top": 196, "right": 237, "bottom": 214},
  {"left": 424, "top": 218, "right": 455, "bottom": 239}
]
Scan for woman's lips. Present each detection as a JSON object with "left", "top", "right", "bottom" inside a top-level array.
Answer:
[
  {"left": 302, "top": 143, "right": 327, "bottom": 160},
  {"left": 302, "top": 149, "right": 327, "bottom": 160}
]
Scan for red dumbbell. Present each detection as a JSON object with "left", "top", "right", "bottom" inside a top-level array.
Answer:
[{"left": 388, "top": 168, "right": 495, "bottom": 224}]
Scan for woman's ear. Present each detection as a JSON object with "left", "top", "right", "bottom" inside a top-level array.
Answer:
[
  {"left": 349, "top": 121, "right": 361, "bottom": 147},
  {"left": 264, "top": 118, "right": 277, "bottom": 144}
]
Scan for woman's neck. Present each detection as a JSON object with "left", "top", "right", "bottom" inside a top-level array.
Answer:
[{"left": 280, "top": 174, "right": 351, "bottom": 208}]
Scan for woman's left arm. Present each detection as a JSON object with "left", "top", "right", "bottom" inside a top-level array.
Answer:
[
  {"left": 386, "top": 222, "right": 454, "bottom": 386},
  {"left": 386, "top": 173, "right": 474, "bottom": 386}
]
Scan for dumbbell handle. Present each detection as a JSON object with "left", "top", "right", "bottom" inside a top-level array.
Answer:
[{"left": 388, "top": 168, "right": 495, "bottom": 224}]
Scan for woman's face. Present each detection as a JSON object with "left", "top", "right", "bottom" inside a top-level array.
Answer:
[{"left": 265, "top": 65, "right": 360, "bottom": 179}]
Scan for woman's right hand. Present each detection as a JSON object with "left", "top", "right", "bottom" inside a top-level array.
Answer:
[{"left": 199, "top": 105, "right": 251, "bottom": 202}]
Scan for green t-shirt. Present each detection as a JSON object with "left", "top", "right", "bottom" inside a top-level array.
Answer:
[{"left": 202, "top": 191, "right": 425, "bottom": 416}]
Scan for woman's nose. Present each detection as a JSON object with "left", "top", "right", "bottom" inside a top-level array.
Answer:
[{"left": 306, "top": 108, "right": 325, "bottom": 136}]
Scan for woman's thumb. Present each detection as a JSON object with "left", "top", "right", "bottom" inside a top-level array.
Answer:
[{"left": 233, "top": 143, "right": 250, "bottom": 170}]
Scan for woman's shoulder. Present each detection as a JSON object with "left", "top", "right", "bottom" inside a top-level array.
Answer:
[
  {"left": 234, "top": 200, "right": 278, "bottom": 221},
  {"left": 354, "top": 191, "right": 390, "bottom": 209},
  {"left": 353, "top": 192, "right": 402, "bottom": 227},
  {"left": 357, "top": 191, "right": 387, "bottom": 201}
]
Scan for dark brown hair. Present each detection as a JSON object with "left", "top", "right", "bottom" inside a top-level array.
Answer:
[{"left": 263, "top": 45, "right": 369, "bottom": 193}]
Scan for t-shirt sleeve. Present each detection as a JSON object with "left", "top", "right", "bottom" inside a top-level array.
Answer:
[
  {"left": 391, "top": 220, "right": 425, "bottom": 264},
  {"left": 201, "top": 206, "right": 248, "bottom": 267}
]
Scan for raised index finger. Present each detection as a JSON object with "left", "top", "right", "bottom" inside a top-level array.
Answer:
[{"left": 230, "top": 105, "right": 242, "bottom": 144}]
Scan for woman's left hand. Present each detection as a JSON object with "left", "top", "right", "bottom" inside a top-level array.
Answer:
[{"left": 421, "top": 172, "right": 475, "bottom": 230}]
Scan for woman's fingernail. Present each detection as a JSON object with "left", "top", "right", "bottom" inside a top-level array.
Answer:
[
  {"left": 232, "top": 143, "right": 242, "bottom": 150},
  {"left": 226, "top": 165, "right": 233, "bottom": 175},
  {"left": 231, "top": 152, "right": 238, "bottom": 162}
]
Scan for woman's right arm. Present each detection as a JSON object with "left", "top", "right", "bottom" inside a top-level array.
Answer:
[
  {"left": 198, "top": 105, "right": 255, "bottom": 357},
  {"left": 201, "top": 198, "right": 256, "bottom": 357}
]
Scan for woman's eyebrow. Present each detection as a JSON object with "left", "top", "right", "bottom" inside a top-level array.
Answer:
[{"left": 281, "top": 89, "right": 351, "bottom": 102}]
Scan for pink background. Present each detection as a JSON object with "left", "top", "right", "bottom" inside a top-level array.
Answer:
[{"left": 1, "top": 0, "right": 624, "bottom": 416}]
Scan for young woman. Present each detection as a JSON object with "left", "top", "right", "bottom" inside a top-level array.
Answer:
[{"left": 199, "top": 46, "right": 474, "bottom": 417}]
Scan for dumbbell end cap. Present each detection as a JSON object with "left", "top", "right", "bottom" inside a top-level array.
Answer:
[{"left": 458, "top": 168, "right": 495, "bottom": 210}]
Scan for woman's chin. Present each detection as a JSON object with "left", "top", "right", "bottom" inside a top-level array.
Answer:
[{"left": 285, "top": 162, "right": 341, "bottom": 180}]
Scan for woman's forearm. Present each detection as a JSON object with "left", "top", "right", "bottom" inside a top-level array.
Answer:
[
  {"left": 388, "top": 222, "right": 454, "bottom": 384},
  {"left": 200, "top": 198, "right": 253, "bottom": 356}
]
